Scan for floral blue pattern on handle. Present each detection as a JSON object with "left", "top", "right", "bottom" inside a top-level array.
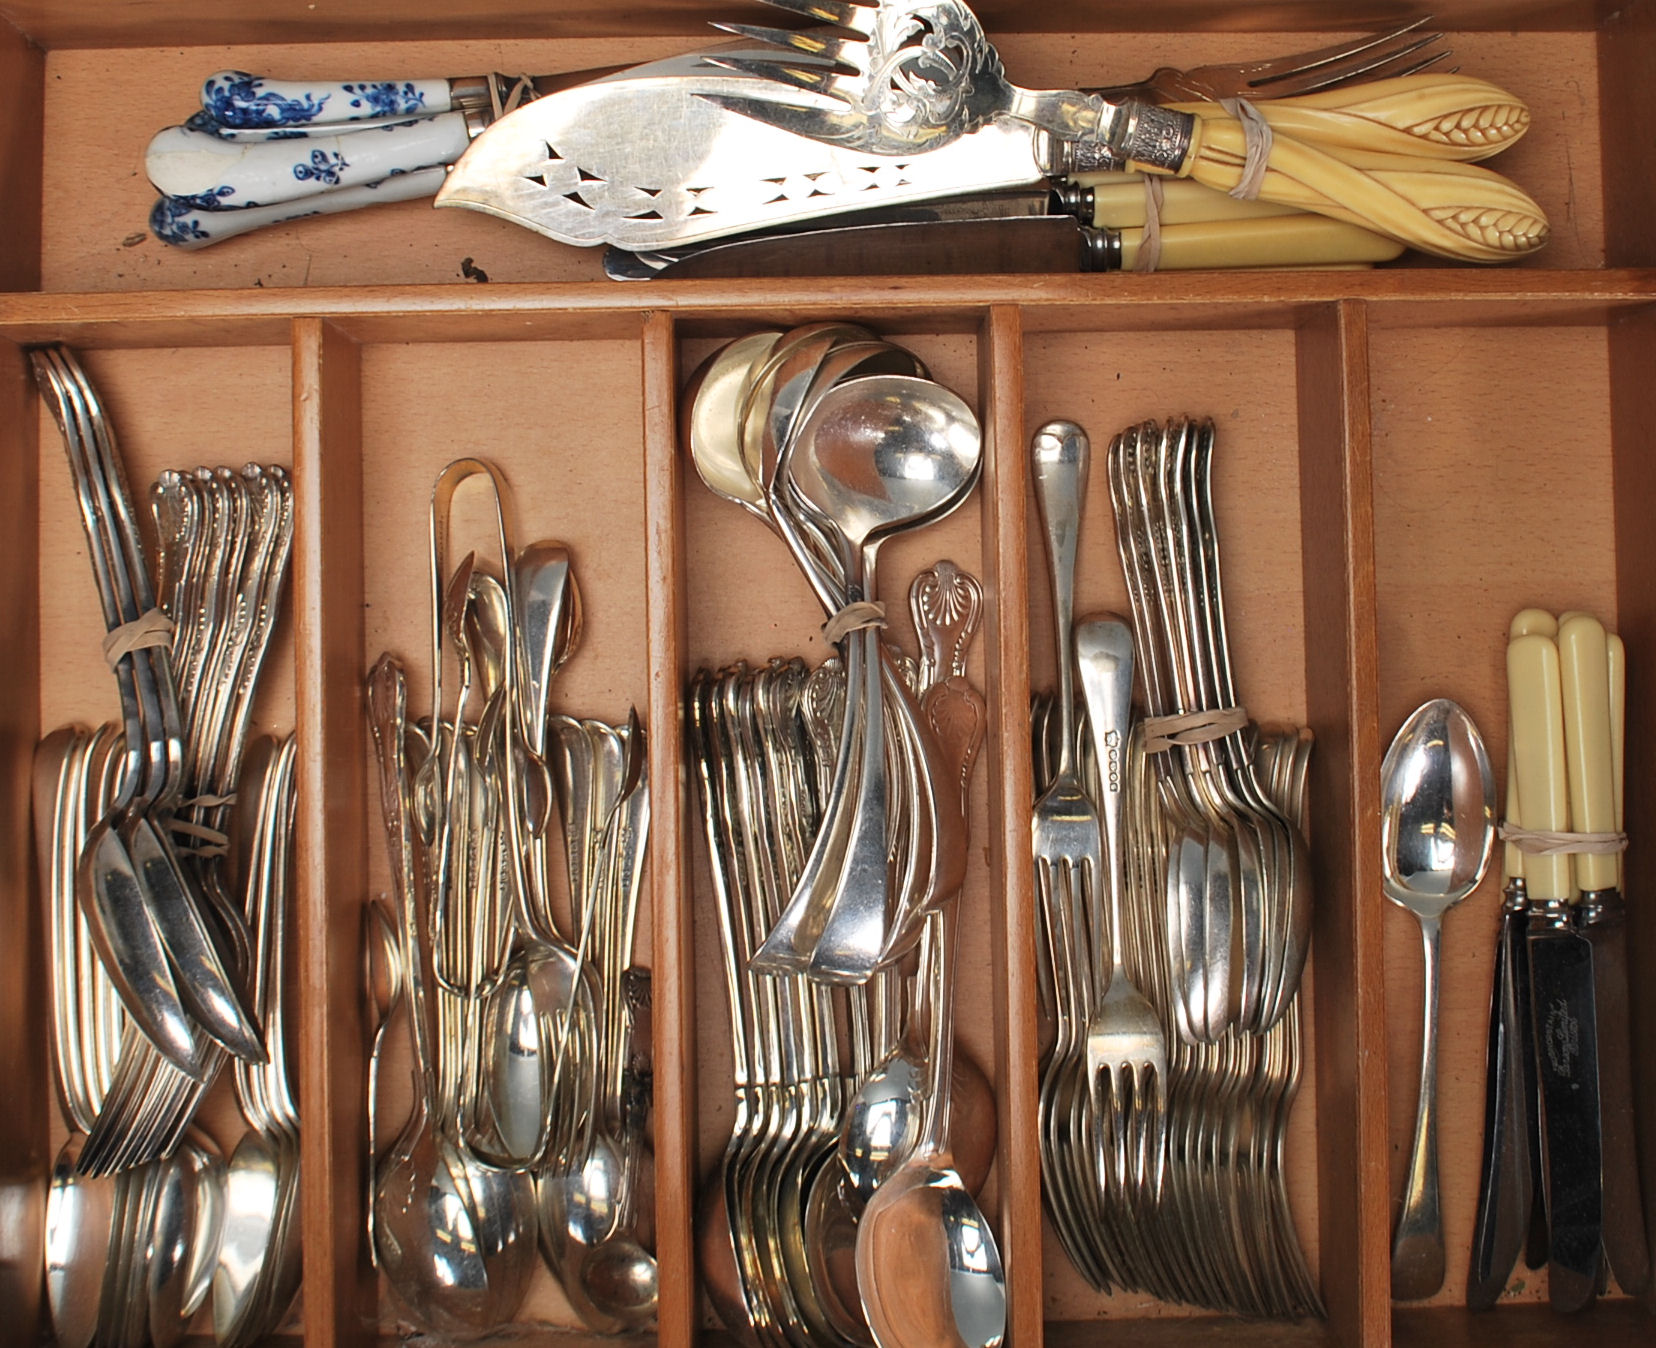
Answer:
[
  {"left": 149, "top": 165, "right": 447, "bottom": 248},
  {"left": 146, "top": 113, "right": 471, "bottom": 210},
  {"left": 200, "top": 70, "right": 453, "bottom": 129},
  {"left": 186, "top": 107, "right": 428, "bottom": 142}
]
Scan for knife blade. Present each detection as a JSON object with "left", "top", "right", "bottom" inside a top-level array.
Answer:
[
  {"left": 1507, "top": 608, "right": 1559, "bottom": 1274},
  {"left": 1467, "top": 689, "right": 1537, "bottom": 1309},
  {"left": 604, "top": 211, "right": 1404, "bottom": 280},
  {"left": 1569, "top": 621, "right": 1650, "bottom": 1296}
]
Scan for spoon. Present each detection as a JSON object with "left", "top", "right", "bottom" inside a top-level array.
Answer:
[
  {"left": 1382, "top": 698, "right": 1495, "bottom": 1301},
  {"left": 755, "top": 373, "right": 982, "bottom": 979},
  {"left": 45, "top": 1134, "right": 117, "bottom": 1348},
  {"left": 855, "top": 903, "right": 1006, "bottom": 1348},
  {"left": 684, "top": 330, "right": 786, "bottom": 523}
]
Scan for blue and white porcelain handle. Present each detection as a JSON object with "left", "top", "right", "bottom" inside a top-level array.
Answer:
[
  {"left": 150, "top": 165, "right": 447, "bottom": 249},
  {"left": 145, "top": 112, "right": 474, "bottom": 210},
  {"left": 200, "top": 70, "right": 464, "bottom": 129}
]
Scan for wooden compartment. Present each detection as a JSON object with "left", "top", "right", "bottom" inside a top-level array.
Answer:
[{"left": 1, "top": 3, "right": 1653, "bottom": 1348}]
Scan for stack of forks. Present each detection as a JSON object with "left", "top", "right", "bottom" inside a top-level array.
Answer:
[
  {"left": 1034, "top": 701, "right": 1321, "bottom": 1316},
  {"left": 1029, "top": 414, "right": 1319, "bottom": 1316}
]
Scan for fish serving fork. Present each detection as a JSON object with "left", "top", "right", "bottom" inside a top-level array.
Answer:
[{"left": 712, "top": 2, "right": 1447, "bottom": 154}]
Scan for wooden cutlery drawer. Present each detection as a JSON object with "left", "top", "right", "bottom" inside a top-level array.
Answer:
[{"left": 1, "top": 3, "right": 1653, "bottom": 1348}]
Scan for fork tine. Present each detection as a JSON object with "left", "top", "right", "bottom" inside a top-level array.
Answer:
[
  {"left": 712, "top": 20, "right": 858, "bottom": 66},
  {"left": 704, "top": 51, "right": 843, "bottom": 93},
  {"left": 1254, "top": 35, "right": 1449, "bottom": 96},
  {"left": 1244, "top": 15, "right": 1434, "bottom": 83},
  {"left": 694, "top": 89, "right": 867, "bottom": 146},
  {"left": 748, "top": 0, "right": 871, "bottom": 31}
]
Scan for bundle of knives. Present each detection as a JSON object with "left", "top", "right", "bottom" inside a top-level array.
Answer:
[{"left": 1470, "top": 608, "right": 1649, "bottom": 1309}]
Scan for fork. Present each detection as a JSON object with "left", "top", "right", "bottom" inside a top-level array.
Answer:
[
  {"left": 1075, "top": 615, "right": 1167, "bottom": 1200},
  {"left": 722, "top": 5, "right": 1446, "bottom": 108},
  {"left": 1088, "top": 16, "right": 1446, "bottom": 104},
  {"left": 712, "top": 1, "right": 1449, "bottom": 152},
  {"left": 1028, "top": 417, "right": 1110, "bottom": 1135}
]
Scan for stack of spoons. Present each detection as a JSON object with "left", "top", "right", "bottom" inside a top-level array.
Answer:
[{"left": 366, "top": 458, "right": 656, "bottom": 1337}]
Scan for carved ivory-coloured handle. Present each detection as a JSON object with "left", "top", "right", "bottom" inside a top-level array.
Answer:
[
  {"left": 1138, "top": 124, "right": 1548, "bottom": 262},
  {"left": 145, "top": 113, "right": 471, "bottom": 210},
  {"left": 150, "top": 165, "right": 446, "bottom": 249},
  {"left": 200, "top": 70, "right": 458, "bottom": 128},
  {"left": 1179, "top": 74, "right": 1532, "bottom": 163}
]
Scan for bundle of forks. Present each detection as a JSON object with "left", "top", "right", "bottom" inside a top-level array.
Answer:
[
  {"left": 1107, "top": 417, "right": 1311, "bottom": 1042},
  {"left": 1028, "top": 413, "right": 1318, "bottom": 1316},
  {"left": 1033, "top": 700, "right": 1320, "bottom": 1316}
]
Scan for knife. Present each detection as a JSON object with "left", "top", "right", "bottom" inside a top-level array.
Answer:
[
  {"left": 605, "top": 209, "right": 1402, "bottom": 279},
  {"left": 1468, "top": 614, "right": 1549, "bottom": 1309},
  {"left": 1513, "top": 610, "right": 1558, "bottom": 1274},
  {"left": 1512, "top": 625, "right": 1603, "bottom": 1311},
  {"left": 1567, "top": 618, "right": 1650, "bottom": 1297}
]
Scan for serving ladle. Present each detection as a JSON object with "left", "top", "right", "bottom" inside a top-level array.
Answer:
[
  {"left": 755, "top": 372, "right": 982, "bottom": 981},
  {"left": 1382, "top": 698, "right": 1495, "bottom": 1300}
]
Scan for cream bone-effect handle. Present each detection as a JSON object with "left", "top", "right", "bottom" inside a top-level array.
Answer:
[
  {"left": 1504, "top": 608, "right": 1560, "bottom": 885},
  {"left": 145, "top": 111, "right": 476, "bottom": 211},
  {"left": 1507, "top": 632, "right": 1572, "bottom": 902},
  {"left": 1112, "top": 213, "right": 1401, "bottom": 269},
  {"left": 1557, "top": 614, "right": 1619, "bottom": 895}
]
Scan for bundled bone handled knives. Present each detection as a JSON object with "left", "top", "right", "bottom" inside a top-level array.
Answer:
[{"left": 1475, "top": 609, "right": 1648, "bottom": 1310}]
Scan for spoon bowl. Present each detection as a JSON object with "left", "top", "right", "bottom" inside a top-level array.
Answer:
[
  {"left": 786, "top": 373, "right": 982, "bottom": 554},
  {"left": 1382, "top": 698, "right": 1497, "bottom": 918}
]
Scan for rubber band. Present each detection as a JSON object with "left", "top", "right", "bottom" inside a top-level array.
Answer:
[
  {"left": 821, "top": 600, "right": 887, "bottom": 646},
  {"left": 1498, "top": 823, "right": 1626, "bottom": 856},
  {"left": 1134, "top": 176, "right": 1164, "bottom": 274},
  {"left": 1142, "top": 706, "right": 1248, "bottom": 754},
  {"left": 168, "top": 818, "right": 232, "bottom": 847},
  {"left": 101, "top": 608, "right": 176, "bottom": 669},
  {"left": 489, "top": 72, "right": 538, "bottom": 122},
  {"left": 181, "top": 792, "right": 237, "bottom": 810},
  {"left": 1219, "top": 98, "right": 1274, "bottom": 201}
]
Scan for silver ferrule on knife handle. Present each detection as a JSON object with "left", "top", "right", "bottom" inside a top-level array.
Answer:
[
  {"left": 1501, "top": 875, "right": 1530, "bottom": 916},
  {"left": 1574, "top": 887, "right": 1623, "bottom": 928},
  {"left": 448, "top": 74, "right": 543, "bottom": 123},
  {"left": 1528, "top": 894, "right": 1576, "bottom": 932},
  {"left": 1079, "top": 225, "right": 1123, "bottom": 271}
]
